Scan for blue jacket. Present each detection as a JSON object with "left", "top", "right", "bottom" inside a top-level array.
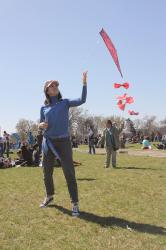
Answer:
[{"left": 40, "top": 85, "right": 87, "bottom": 157}]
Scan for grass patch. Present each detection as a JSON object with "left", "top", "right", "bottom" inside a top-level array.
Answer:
[{"left": 0, "top": 149, "right": 166, "bottom": 250}]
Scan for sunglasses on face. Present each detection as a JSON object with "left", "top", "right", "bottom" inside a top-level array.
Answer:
[
  {"left": 47, "top": 83, "right": 59, "bottom": 91},
  {"left": 51, "top": 82, "right": 59, "bottom": 87}
]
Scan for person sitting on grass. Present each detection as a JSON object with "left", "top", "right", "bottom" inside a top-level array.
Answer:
[
  {"left": 15, "top": 143, "right": 33, "bottom": 167},
  {"left": 142, "top": 136, "right": 152, "bottom": 150},
  {"left": 0, "top": 157, "right": 15, "bottom": 168},
  {"left": 21, "top": 143, "right": 33, "bottom": 166},
  {"left": 15, "top": 149, "right": 29, "bottom": 167},
  {"left": 32, "top": 144, "right": 40, "bottom": 166}
]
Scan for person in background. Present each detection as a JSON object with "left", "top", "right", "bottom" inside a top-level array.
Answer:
[
  {"left": 0, "top": 157, "right": 15, "bottom": 168},
  {"left": 142, "top": 136, "right": 152, "bottom": 150},
  {"left": 27, "top": 131, "right": 35, "bottom": 146},
  {"left": 3, "top": 131, "right": 10, "bottom": 157},
  {"left": 100, "top": 120, "right": 119, "bottom": 168},
  {"left": 32, "top": 144, "right": 40, "bottom": 166},
  {"left": 0, "top": 157, "right": 4, "bottom": 168},
  {"left": 20, "top": 143, "right": 33, "bottom": 166},
  {"left": 88, "top": 126, "right": 95, "bottom": 154},
  {"left": 0, "top": 137, "right": 4, "bottom": 157},
  {"left": 15, "top": 149, "right": 26, "bottom": 166},
  {"left": 36, "top": 128, "right": 43, "bottom": 155}
]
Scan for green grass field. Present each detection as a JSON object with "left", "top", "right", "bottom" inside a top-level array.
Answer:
[{"left": 0, "top": 148, "right": 166, "bottom": 250}]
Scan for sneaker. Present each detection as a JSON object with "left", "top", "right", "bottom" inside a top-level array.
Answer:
[
  {"left": 72, "top": 203, "right": 80, "bottom": 217},
  {"left": 16, "top": 165, "right": 21, "bottom": 168},
  {"left": 39, "top": 161, "right": 42, "bottom": 167},
  {"left": 40, "top": 196, "right": 54, "bottom": 208}
]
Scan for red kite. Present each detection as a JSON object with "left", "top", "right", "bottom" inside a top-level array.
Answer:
[
  {"left": 128, "top": 110, "right": 139, "bottom": 115},
  {"left": 116, "top": 93, "right": 128, "bottom": 100},
  {"left": 116, "top": 94, "right": 134, "bottom": 104},
  {"left": 117, "top": 100, "right": 126, "bottom": 111},
  {"left": 117, "top": 95, "right": 134, "bottom": 111},
  {"left": 114, "top": 82, "right": 129, "bottom": 89},
  {"left": 100, "top": 28, "right": 123, "bottom": 78},
  {"left": 126, "top": 96, "right": 134, "bottom": 104}
]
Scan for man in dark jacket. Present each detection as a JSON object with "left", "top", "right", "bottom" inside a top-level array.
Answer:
[{"left": 100, "top": 120, "right": 119, "bottom": 168}]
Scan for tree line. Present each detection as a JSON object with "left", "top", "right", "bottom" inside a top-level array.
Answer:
[{"left": 15, "top": 107, "right": 166, "bottom": 142}]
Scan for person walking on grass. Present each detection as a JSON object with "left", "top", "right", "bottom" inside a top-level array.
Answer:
[
  {"left": 38, "top": 72, "right": 87, "bottom": 216},
  {"left": 100, "top": 120, "right": 119, "bottom": 168},
  {"left": 3, "top": 131, "right": 10, "bottom": 158},
  {"left": 0, "top": 137, "right": 4, "bottom": 157},
  {"left": 88, "top": 126, "right": 96, "bottom": 154}
]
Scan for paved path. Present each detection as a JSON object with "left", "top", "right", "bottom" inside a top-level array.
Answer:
[{"left": 74, "top": 148, "right": 166, "bottom": 158}]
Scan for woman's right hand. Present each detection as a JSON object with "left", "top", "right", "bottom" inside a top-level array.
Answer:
[
  {"left": 38, "top": 122, "right": 48, "bottom": 129},
  {"left": 83, "top": 71, "right": 88, "bottom": 84}
]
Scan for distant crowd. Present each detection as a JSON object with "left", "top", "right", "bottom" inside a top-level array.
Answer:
[
  {"left": 0, "top": 130, "right": 43, "bottom": 169},
  {"left": 0, "top": 127, "right": 166, "bottom": 169}
]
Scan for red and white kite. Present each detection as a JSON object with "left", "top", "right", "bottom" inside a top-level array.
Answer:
[
  {"left": 126, "top": 96, "right": 134, "bottom": 104},
  {"left": 117, "top": 100, "right": 126, "bottom": 111},
  {"left": 116, "top": 95, "right": 134, "bottom": 111},
  {"left": 116, "top": 94, "right": 134, "bottom": 104},
  {"left": 114, "top": 82, "right": 129, "bottom": 89},
  {"left": 128, "top": 110, "right": 139, "bottom": 115},
  {"left": 100, "top": 28, "right": 123, "bottom": 78},
  {"left": 116, "top": 93, "right": 128, "bottom": 100}
]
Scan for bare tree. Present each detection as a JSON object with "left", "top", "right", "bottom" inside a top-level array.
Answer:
[
  {"left": 69, "top": 107, "right": 88, "bottom": 141},
  {"left": 159, "top": 118, "right": 166, "bottom": 134},
  {"left": 16, "top": 119, "right": 38, "bottom": 142},
  {"left": 142, "top": 116, "right": 157, "bottom": 135}
]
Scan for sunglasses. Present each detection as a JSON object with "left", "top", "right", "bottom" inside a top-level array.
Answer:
[
  {"left": 47, "top": 82, "right": 59, "bottom": 90},
  {"left": 50, "top": 84, "right": 58, "bottom": 88}
]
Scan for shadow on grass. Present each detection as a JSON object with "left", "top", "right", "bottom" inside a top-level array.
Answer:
[
  {"left": 77, "top": 178, "right": 96, "bottom": 181},
  {"left": 117, "top": 167, "right": 165, "bottom": 171},
  {"left": 48, "top": 204, "right": 166, "bottom": 236}
]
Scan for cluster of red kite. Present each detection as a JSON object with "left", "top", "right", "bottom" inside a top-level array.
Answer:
[
  {"left": 114, "top": 82, "right": 138, "bottom": 114},
  {"left": 100, "top": 28, "right": 139, "bottom": 116}
]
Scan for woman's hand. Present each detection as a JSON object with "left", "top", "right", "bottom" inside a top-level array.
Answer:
[
  {"left": 83, "top": 71, "right": 88, "bottom": 85},
  {"left": 38, "top": 122, "right": 48, "bottom": 129}
]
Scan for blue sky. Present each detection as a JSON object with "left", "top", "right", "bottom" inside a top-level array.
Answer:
[{"left": 0, "top": 0, "right": 166, "bottom": 134}]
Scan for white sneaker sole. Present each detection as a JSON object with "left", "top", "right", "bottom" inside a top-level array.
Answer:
[
  {"left": 39, "top": 198, "right": 54, "bottom": 208},
  {"left": 72, "top": 212, "right": 80, "bottom": 217}
]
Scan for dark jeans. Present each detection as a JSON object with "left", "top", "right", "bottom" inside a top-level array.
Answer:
[
  {"left": 89, "top": 145, "right": 96, "bottom": 154},
  {"left": 0, "top": 143, "right": 3, "bottom": 157},
  {"left": 15, "top": 160, "right": 27, "bottom": 166},
  {"left": 42, "top": 137, "right": 78, "bottom": 203},
  {"left": 3, "top": 142, "right": 10, "bottom": 157}
]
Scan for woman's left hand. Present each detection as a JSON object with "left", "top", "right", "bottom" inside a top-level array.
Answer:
[{"left": 83, "top": 71, "right": 88, "bottom": 84}]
